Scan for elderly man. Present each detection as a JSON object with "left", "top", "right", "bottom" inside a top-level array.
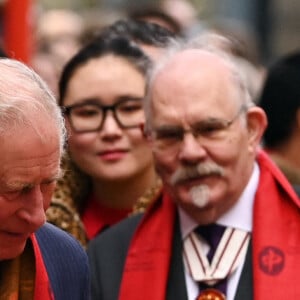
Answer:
[
  {"left": 0, "top": 58, "right": 89, "bottom": 299},
  {"left": 88, "top": 35, "right": 300, "bottom": 300}
]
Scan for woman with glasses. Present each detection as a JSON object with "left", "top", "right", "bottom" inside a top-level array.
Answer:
[{"left": 46, "top": 34, "right": 163, "bottom": 246}]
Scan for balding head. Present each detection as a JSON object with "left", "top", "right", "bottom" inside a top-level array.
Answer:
[
  {"left": 144, "top": 36, "right": 252, "bottom": 131},
  {"left": 153, "top": 49, "right": 237, "bottom": 96}
]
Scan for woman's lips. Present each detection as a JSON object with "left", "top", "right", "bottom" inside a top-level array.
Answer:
[{"left": 98, "top": 149, "right": 128, "bottom": 161}]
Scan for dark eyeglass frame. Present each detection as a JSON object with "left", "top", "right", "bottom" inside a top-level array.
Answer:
[
  {"left": 146, "top": 104, "right": 249, "bottom": 143},
  {"left": 63, "top": 98, "right": 144, "bottom": 133}
]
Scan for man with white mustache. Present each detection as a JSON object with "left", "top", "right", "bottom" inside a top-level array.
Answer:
[{"left": 88, "top": 33, "right": 300, "bottom": 300}]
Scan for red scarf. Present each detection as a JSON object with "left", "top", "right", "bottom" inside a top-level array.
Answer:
[
  {"left": 31, "top": 234, "right": 54, "bottom": 300},
  {"left": 82, "top": 195, "right": 131, "bottom": 239},
  {"left": 119, "top": 151, "right": 300, "bottom": 300}
]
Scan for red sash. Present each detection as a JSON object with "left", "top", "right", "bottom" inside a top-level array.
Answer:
[
  {"left": 31, "top": 234, "right": 54, "bottom": 300},
  {"left": 253, "top": 151, "right": 300, "bottom": 299},
  {"left": 119, "top": 151, "right": 300, "bottom": 300}
]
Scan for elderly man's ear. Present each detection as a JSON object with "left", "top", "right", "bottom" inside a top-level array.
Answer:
[{"left": 246, "top": 106, "right": 268, "bottom": 152}]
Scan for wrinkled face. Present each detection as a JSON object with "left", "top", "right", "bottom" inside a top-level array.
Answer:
[
  {"left": 149, "top": 51, "right": 262, "bottom": 223},
  {"left": 63, "top": 55, "right": 154, "bottom": 182},
  {"left": 0, "top": 120, "right": 61, "bottom": 260}
]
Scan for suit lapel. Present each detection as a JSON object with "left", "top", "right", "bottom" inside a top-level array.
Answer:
[
  {"left": 234, "top": 240, "right": 253, "bottom": 300},
  {"left": 166, "top": 215, "right": 188, "bottom": 300}
]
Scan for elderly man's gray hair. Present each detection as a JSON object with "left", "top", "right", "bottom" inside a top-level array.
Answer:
[{"left": 0, "top": 58, "right": 66, "bottom": 155}]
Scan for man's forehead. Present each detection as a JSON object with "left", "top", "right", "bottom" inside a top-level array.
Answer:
[
  {"left": 165, "top": 49, "right": 228, "bottom": 72},
  {"left": 149, "top": 49, "right": 240, "bottom": 121},
  {"left": 152, "top": 49, "right": 231, "bottom": 92},
  {"left": 153, "top": 49, "right": 233, "bottom": 93}
]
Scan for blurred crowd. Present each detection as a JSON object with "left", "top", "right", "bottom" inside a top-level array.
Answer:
[
  {"left": 23, "top": 0, "right": 300, "bottom": 246},
  {"left": 1, "top": 0, "right": 300, "bottom": 299},
  {"left": 30, "top": 0, "right": 265, "bottom": 101}
]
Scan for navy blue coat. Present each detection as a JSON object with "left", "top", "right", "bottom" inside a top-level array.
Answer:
[{"left": 35, "top": 222, "right": 90, "bottom": 300}]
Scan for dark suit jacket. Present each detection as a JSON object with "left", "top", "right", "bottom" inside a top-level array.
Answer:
[
  {"left": 88, "top": 214, "right": 253, "bottom": 300},
  {"left": 293, "top": 185, "right": 300, "bottom": 198},
  {"left": 35, "top": 222, "right": 90, "bottom": 300}
]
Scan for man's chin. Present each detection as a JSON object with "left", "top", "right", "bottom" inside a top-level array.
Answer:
[
  {"left": 188, "top": 185, "right": 210, "bottom": 208},
  {"left": 0, "top": 242, "right": 27, "bottom": 260}
]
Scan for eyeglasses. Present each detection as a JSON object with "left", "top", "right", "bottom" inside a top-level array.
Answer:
[
  {"left": 146, "top": 104, "right": 247, "bottom": 154},
  {"left": 63, "top": 98, "right": 145, "bottom": 133}
]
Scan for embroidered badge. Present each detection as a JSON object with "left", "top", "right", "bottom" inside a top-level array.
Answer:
[
  {"left": 196, "top": 288, "right": 226, "bottom": 300},
  {"left": 259, "top": 246, "right": 284, "bottom": 275}
]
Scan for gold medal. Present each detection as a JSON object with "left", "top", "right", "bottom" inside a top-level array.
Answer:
[{"left": 196, "top": 288, "right": 226, "bottom": 300}]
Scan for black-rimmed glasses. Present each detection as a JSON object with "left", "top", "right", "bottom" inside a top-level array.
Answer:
[{"left": 63, "top": 98, "right": 145, "bottom": 133}]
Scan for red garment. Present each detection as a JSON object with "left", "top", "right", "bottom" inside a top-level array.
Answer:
[
  {"left": 82, "top": 195, "right": 131, "bottom": 240},
  {"left": 119, "top": 151, "right": 300, "bottom": 300},
  {"left": 30, "top": 234, "right": 54, "bottom": 300}
]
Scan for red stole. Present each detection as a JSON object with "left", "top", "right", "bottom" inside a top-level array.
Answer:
[
  {"left": 30, "top": 234, "right": 54, "bottom": 300},
  {"left": 82, "top": 195, "right": 131, "bottom": 239},
  {"left": 118, "top": 151, "right": 300, "bottom": 300},
  {"left": 253, "top": 151, "right": 300, "bottom": 299}
]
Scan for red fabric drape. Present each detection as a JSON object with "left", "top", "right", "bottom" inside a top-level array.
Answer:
[{"left": 2, "top": 0, "right": 34, "bottom": 63}]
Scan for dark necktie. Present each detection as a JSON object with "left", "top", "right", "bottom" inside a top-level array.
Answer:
[{"left": 195, "top": 224, "right": 227, "bottom": 295}]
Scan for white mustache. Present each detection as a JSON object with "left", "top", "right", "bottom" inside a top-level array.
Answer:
[{"left": 170, "top": 162, "right": 224, "bottom": 185}]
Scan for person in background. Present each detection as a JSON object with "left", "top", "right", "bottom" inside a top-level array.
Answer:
[
  {"left": 81, "top": 18, "right": 176, "bottom": 61},
  {"left": 161, "top": 0, "right": 204, "bottom": 37},
  {"left": 0, "top": 58, "right": 89, "bottom": 299},
  {"left": 31, "top": 50, "right": 63, "bottom": 98},
  {"left": 35, "top": 8, "right": 84, "bottom": 66},
  {"left": 0, "top": 48, "right": 7, "bottom": 57},
  {"left": 87, "top": 34, "right": 300, "bottom": 300},
  {"left": 127, "top": 4, "right": 183, "bottom": 35},
  {"left": 258, "top": 51, "right": 300, "bottom": 188},
  {"left": 31, "top": 9, "right": 85, "bottom": 98},
  {"left": 47, "top": 34, "right": 163, "bottom": 246}
]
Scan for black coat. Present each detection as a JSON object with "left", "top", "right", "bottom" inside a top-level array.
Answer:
[{"left": 87, "top": 214, "right": 253, "bottom": 300}]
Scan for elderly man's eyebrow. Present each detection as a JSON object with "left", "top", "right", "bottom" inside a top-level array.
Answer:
[
  {"left": 1, "top": 169, "right": 63, "bottom": 191},
  {"left": 40, "top": 170, "right": 64, "bottom": 185},
  {"left": 1, "top": 181, "right": 32, "bottom": 191},
  {"left": 42, "top": 176, "right": 61, "bottom": 184}
]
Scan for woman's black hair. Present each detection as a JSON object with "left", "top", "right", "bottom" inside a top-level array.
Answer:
[{"left": 59, "top": 35, "right": 151, "bottom": 105}]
